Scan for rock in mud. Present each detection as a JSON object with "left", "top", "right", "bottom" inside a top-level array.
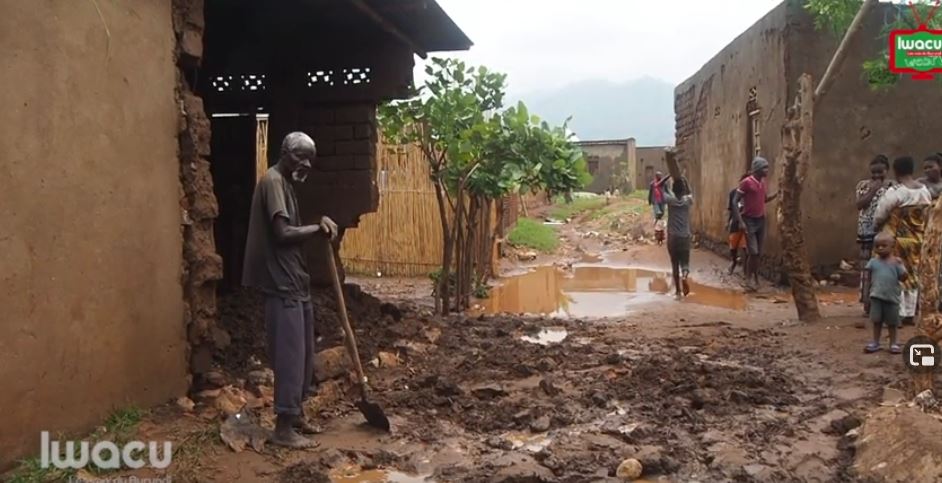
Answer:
[
  {"left": 854, "top": 406, "right": 942, "bottom": 482},
  {"left": 539, "top": 377, "right": 561, "bottom": 397},
  {"left": 214, "top": 386, "right": 248, "bottom": 416},
  {"left": 487, "top": 436, "right": 515, "bottom": 450},
  {"left": 537, "top": 357, "right": 557, "bottom": 371},
  {"left": 377, "top": 351, "right": 400, "bottom": 368},
  {"left": 530, "top": 415, "right": 552, "bottom": 433},
  {"left": 474, "top": 384, "right": 509, "bottom": 400},
  {"left": 176, "top": 396, "right": 196, "bottom": 412},
  {"left": 912, "top": 389, "right": 940, "bottom": 411},
  {"left": 314, "top": 346, "right": 350, "bottom": 382},
  {"left": 518, "top": 251, "right": 538, "bottom": 262},
  {"left": 204, "top": 370, "right": 227, "bottom": 388},
  {"left": 828, "top": 414, "right": 862, "bottom": 435},
  {"left": 247, "top": 368, "right": 274, "bottom": 386},
  {"left": 615, "top": 458, "right": 643, "bottom": 480}
]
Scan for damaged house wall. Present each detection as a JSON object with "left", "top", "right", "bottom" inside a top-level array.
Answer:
[
  {"left": 174, "top": 0, "right": 225, "bottom": 379},
  {"left": 0, "top": 1, "right": 188, "bottom": 468},
  {"left": 675, "top": 0, "right": 942, "bottom": 278},
  {"left": 577, "top": 139, "right": 638, "bottom": 194},
  {"left": 636, "top": 146, "right": 671, "bottom": 189}
]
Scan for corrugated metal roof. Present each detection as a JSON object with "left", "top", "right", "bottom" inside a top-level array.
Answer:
[{"left": 363, "top": 0, "right": 473, "bottom": 53}]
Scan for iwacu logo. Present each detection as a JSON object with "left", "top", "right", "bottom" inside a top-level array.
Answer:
[
  {"left": 888, "top": 2, "right": 942, "bottom": 79},
  {"left": 40, "top": 431, "right": 172, "bottom": 470}
]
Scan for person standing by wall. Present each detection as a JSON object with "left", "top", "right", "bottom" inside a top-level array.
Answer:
[
  {"left": 648, "top": 171, "right": 669, "bottom": 222},
  {"left": 242, "top": 132, "right": 338, "bottom": 448},
  {"left": 874, "top": 156, "right": 932, "bottom": 326},
  {"left": 727, "top": 173, "right": 749, "bottom": 275},
  {"left": 918, "top": 153, "right": 942, "bottom": 201},
  {"left": 732, "top": 157, "right": 778, "bottom": 291},
  {"left": 663, "top": 177, "right": 694, "bottom": 299},
  {"left": 855, "top": 155, "right": 893, "bottom": 317}
]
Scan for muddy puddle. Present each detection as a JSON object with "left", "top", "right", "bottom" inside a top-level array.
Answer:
[
  {"left": 521, "top": 327, "right": 569, "bottom": 345},
  {"left": 480, "top": 266, "right": 746, "bottom": 317},
  {"left": 330, "top": 467, "right": 429, "bottom": 483}
]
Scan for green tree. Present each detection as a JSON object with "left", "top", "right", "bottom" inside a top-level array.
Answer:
[
  {"left": 807, "top": 0, "right": 942, "bottom": 90},
  {"left": 380, "top": 58, "right": 589, "bottom": 314}
]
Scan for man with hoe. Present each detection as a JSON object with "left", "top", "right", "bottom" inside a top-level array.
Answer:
[{"left": 243, "top": 132, "right": 338, "bottom": 448}]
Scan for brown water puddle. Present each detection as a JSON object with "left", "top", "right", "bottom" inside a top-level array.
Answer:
[
  {"left": 479, "top": 266, "right": 746, "bottom": 317},
  {"left": 330, "top": 467, "right": 429, "bottom": 483}
]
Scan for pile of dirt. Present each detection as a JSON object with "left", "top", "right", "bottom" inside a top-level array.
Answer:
[
  {"left": 215, "top": 284, "right": 407, "bottom": 375},
  {"left": 351, "top": 312, "right": 840, "bottom": 481}
]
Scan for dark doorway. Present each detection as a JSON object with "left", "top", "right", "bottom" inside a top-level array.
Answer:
[{"left": 209, "top": 114, "right": 260, "bottom": 294}]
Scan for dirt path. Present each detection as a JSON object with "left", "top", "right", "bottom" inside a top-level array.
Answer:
[{"left": 76, "top": 200, "right": 924, "bottom": 483}]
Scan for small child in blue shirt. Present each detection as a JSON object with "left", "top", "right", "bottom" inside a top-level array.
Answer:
[{"left": 864, "top": 232, "right": 908, "bottom": 354}]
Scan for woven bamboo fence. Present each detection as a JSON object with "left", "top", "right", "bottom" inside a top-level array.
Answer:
[
  {"left": 342, "top": 141, "right": 511, "bottom": 277},
  {"left": 341, "top": 142, "right": 450, "bottom": 277}
]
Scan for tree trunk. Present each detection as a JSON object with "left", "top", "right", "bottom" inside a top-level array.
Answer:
[
  {"left": 814, "top": 0, "right": 878, "bottom": 102},
  {"left": 453, "top": 191, "right": 467, "bottom": 312},
  {"left": 778, "top": 74, "right": 821, "bottom": 322},
  {"left": 433, "top": 179, "right": 453, "bottom": 315},
  {"left": 916, "top": 195, "right": 942, "bottom": 393}
]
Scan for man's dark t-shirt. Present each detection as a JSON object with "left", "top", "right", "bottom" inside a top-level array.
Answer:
[{"left": 242, "top": 167, "right": 311, "bottom": 301}]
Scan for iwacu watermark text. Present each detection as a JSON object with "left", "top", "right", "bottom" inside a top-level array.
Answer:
[{"left": 40, "top": 431, "right": 172, "bottom": 471}]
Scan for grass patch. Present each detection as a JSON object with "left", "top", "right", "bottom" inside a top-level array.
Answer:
[
  {"left": 7, "top": 406, "right": 146, "bottom": 482},
  {"left": 103, "top": 406, "right": 144, "bottom": 439},
  {"left": 508, "top": 218, "right": 559, "bottom": 252},
  {"left": 548, "top": 197, "right": 607, "bottom": 220},
  {"left": 628, "top": 189, "right": 648, "bottom": 200},
  {"left": 7, "top": 457, "right": 73, "bottom": 483},
  {"left": 168, "top": 425, "right": 220, "bottom": 482}
]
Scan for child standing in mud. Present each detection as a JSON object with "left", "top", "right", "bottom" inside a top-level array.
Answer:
[
  {"left": 864, "top": 232, "right": 908, "bottom": 354},
  {"left": 663, "top": 177, "right": 694, "bottom": 299}
]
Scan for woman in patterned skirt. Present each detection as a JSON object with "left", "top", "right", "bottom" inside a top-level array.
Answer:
[{"left": 874, "top": 156, "right": 933, "bottom": 325}]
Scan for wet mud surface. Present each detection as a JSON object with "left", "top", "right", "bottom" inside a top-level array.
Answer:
[{"left": 93, "top": 201, "right": 915, "bottom": 482}]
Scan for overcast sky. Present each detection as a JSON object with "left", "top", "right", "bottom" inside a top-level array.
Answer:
[{"left": 425, "top": 0, "right": 783, "bottom": 95}]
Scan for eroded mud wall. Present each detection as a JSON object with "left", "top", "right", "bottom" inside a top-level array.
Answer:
[
  {"left": 673, "top": 2, "right": 789, "bottom": 279},
  {"left": 787, "top": 2, "right": 942, "bottom": 268},
  {"left": 0, "top": 0, "right": 187, "bottom": 468},
  {"left": 173, "top": 0, "right": 224, "bottom": 378},
  {"left": 678, "top": 0, "right": 942, "bottom": 275}
]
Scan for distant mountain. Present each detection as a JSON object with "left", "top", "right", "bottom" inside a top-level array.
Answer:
[{"left": 517, "top": 77, "right": 676, "bottom": 146}]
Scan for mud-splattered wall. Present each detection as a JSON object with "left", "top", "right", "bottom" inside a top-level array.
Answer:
[
  {"left": 0, "top": 0, "right": 188, "bottom": 468},
  {"left": 786, "top": 1, "right": 942, "bottom": 267},
  {"left": 674, "top": 2, "right": 788, "bottom": 279},
  {"left": 675, "top": 0, "right": 942, "bottom": 276}
]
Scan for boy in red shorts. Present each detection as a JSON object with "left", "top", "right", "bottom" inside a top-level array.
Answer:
[{"left": 727, "top": 174, "right": 748, "bottom": 274}]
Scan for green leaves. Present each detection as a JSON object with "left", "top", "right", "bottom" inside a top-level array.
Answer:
[
  {"left": 805, "top": 0, "right": 863, "bottom": 35},
  {"left": 378, "top": 57, "right": 589, "bottom": 201},
  {"left": 806, "top": 0, "right": 942, "bottom": 91}
]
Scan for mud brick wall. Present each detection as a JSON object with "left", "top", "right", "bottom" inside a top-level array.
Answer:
[
  {"left": 294, "top": 103, "right": 381, "bottom": 286},
  {"left": 174, "top": 0, "right": 225, "bottom": 381},
  {"left": 676, "top": 0, "right": 942, "bottom": 280},
  {"left": 0, "top": 1, "right": 190, "bottom": 470}
]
